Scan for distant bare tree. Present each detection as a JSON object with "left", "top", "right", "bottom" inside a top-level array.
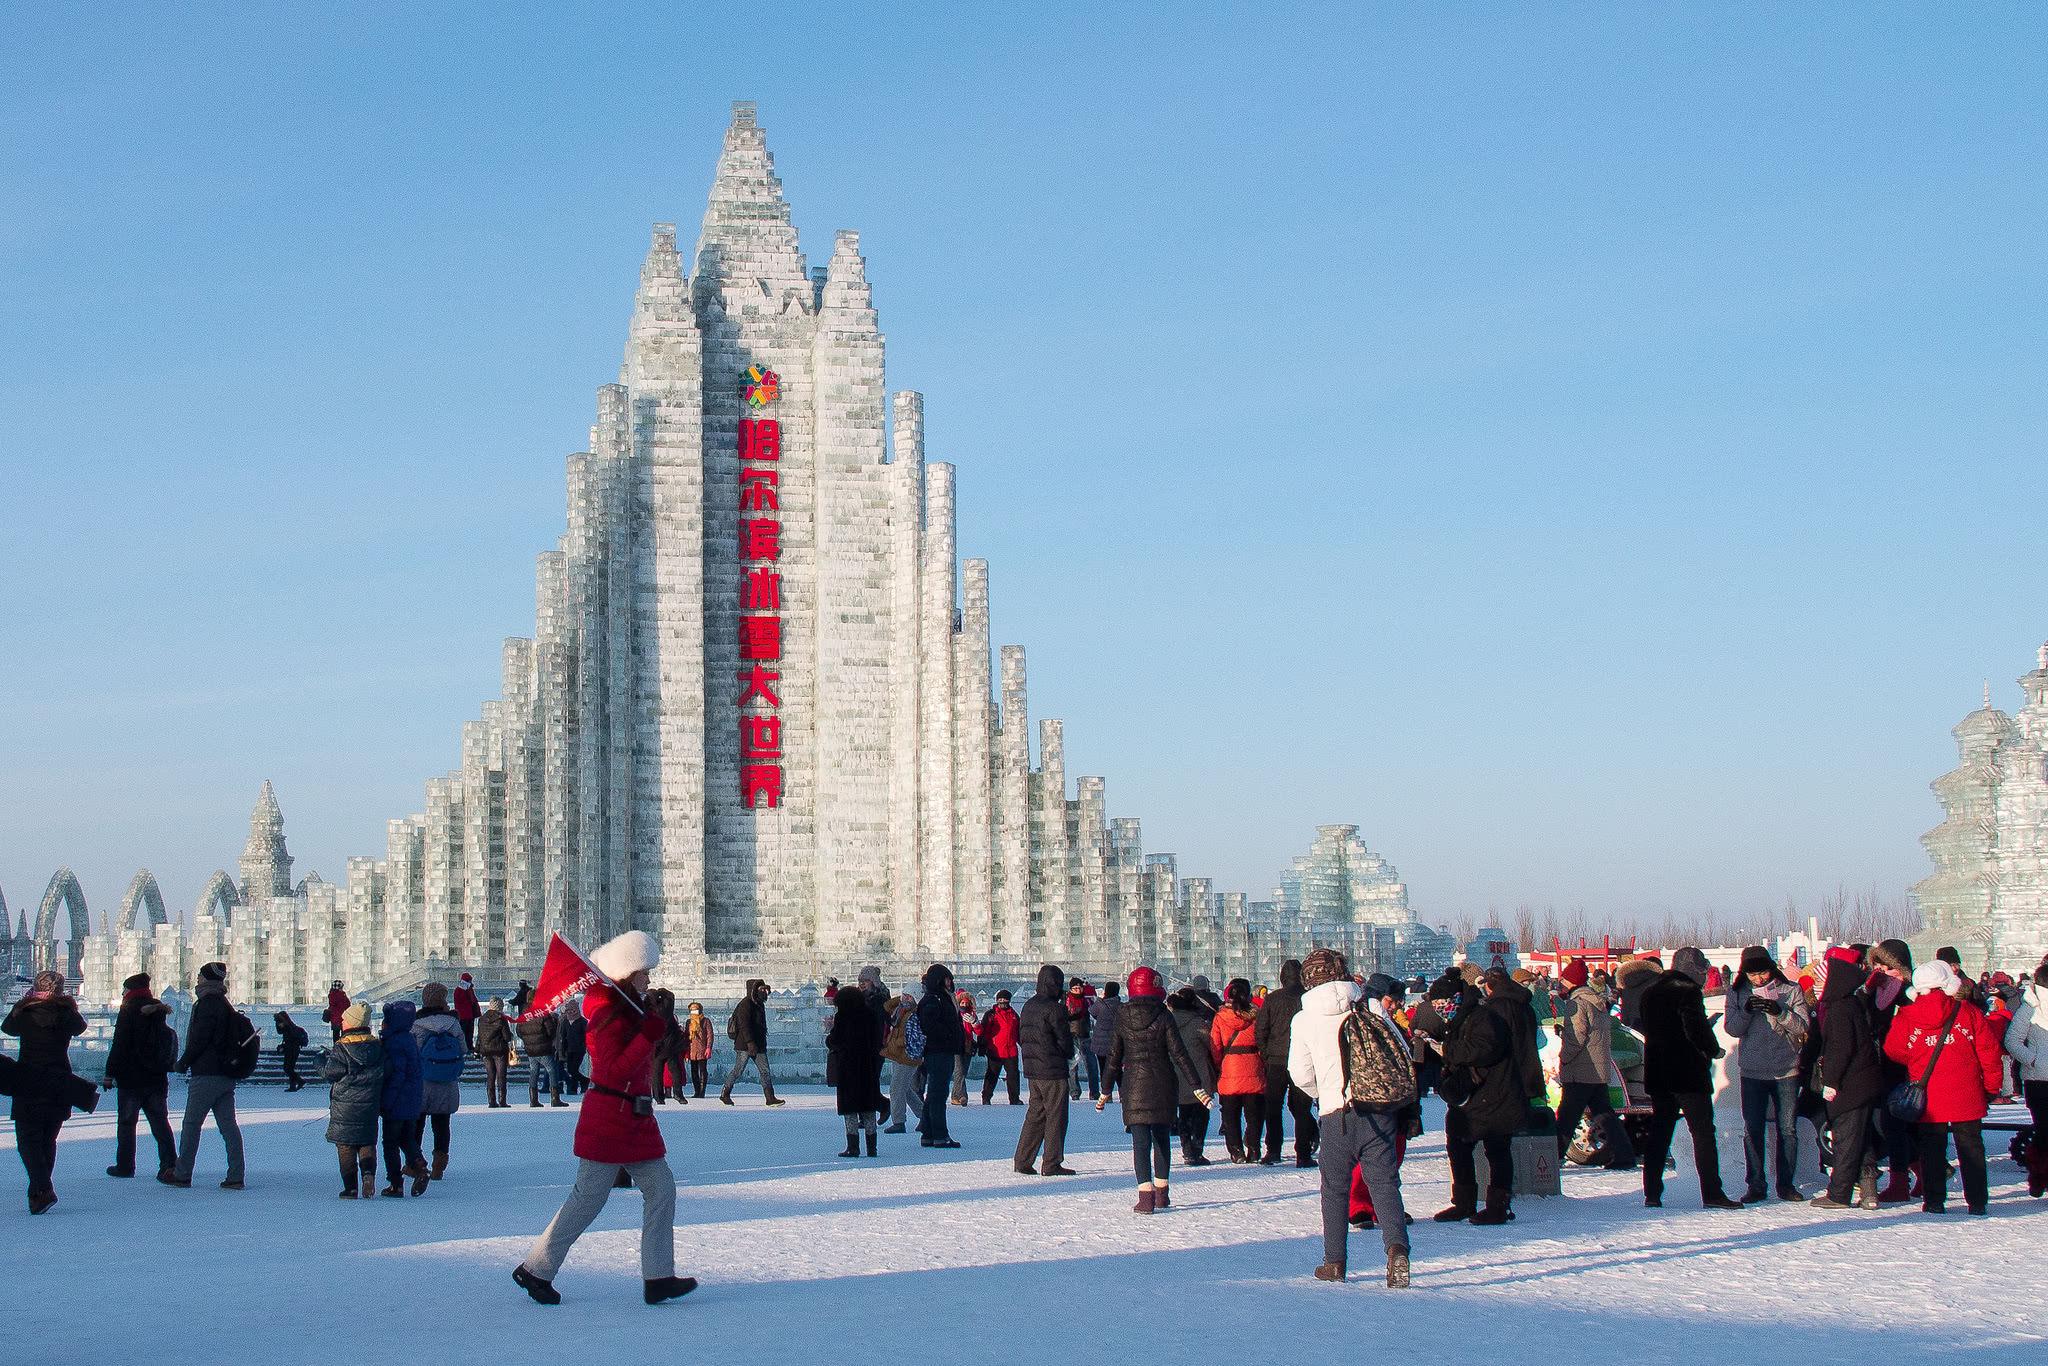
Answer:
[
  {"left": 1451, "top": 914, "right": 1476, "bottom": 946},
  {"left": 1512, "top": 905, "right": 1537, "bottom": 953}
]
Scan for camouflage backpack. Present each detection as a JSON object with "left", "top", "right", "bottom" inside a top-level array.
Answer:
[{"left": 1339, "top": 1003, "right": 1418, "bottom": 1112}]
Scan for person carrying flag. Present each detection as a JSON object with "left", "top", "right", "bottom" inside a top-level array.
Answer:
[{"left": 512, "top": 931, "right": 697, "bottom": 1307}]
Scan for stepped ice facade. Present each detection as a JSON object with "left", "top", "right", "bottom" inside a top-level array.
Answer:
[
  {"left": 61, "top": 104, "right": 1454, "bottom": 1007},
  {"left": 1911, "top": 643, "right": 2048, "bottom": 974}
]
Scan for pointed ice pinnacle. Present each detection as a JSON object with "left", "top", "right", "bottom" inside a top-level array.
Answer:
[
  {"left": 252, "top": 779, "right": 283, "bottom": 831},
  {"left": 1985, "top": 681, "right": 1993, "bottom": 709},
  {"left": 693, "top": 99, "right": 808, "bottom": 311},
  {"left": 2038, "top": 641, "right": 2047, "bottom": 670}
]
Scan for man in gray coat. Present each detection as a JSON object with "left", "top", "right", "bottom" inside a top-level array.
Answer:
[{"left": 1726, "top": 946, "right": 1810, "bottom": 1201}]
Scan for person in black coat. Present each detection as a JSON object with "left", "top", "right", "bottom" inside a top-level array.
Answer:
[
  {"left": 1638, "top": 947, "right": 1741, "bottom": 1210},
  {"left": 720, "top": 979, "right": 781, "bottom": 1106},
  {"left": 915, "top": 964, "right": 966, "bottom": 1148},
  {"left": 828, "top": 986, "right": 886, "bottom": 1157},
  {"left": 1810, "top": 947, "right": 1887, "bottom": 1210},
  {"left": 1252, "top": 958, "right": 1316, "bottom": 1166},
  {"left": 1015, "top": 964, "right": 1076, "bottom": 1176},
  {"left": 272, "top": 1010, "right": 310, "bottom": 1092},
  {"left": 1098, "top": 966, "right": 1209, "bottom": 1213},
  {"left": 1414, "top": 976, "right": 1524, "bottom": 1224},
  {"left": 1482, "top": 971, "right": 1547, "bottom": 1114},
  {"left": 1863, "top": 938, "right": 1917, "bottom": 1201},
  {"left": 106, "top": 972, "right": 179, "bottom": 1177},
  {"left": 4, "top": 971, "right": 89, "bottom": 1214},
  {"left": 557, "top": 1008, "right": 588, "bottom": 1096}
]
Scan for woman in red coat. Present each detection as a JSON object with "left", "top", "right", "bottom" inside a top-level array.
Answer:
[
  {"left": 514, "top": 931, "right": 696, "bottom": 1306},
  {"left": 1884, "top": 960, "right": 2004, "bottom": 1216}
]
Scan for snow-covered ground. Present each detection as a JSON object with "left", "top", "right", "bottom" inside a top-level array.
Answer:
[{"left": 8, "top": 1085, "right": 2043, "bottom": 1358}]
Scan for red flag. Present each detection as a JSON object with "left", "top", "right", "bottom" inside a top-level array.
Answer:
[{"left": 516, "top": 933, "right": 640, "bottom": 1021}]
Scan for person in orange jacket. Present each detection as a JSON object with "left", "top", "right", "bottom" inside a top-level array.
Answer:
[{"left": 1208, "top": 978, "right": 1266, "bottom": 1162}]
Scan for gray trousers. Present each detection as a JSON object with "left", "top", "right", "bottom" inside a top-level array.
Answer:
[
  {"left": 175, "top": 1075, "right": 244, "bottom": 1182},
  {"left": 524, "top": 1158, "right": 676, "bottom": 1280},
  {"left": 1318, "top": 1109, "right": 1407, "bottom": 1264},
  {"left": 889, "top": 1060, "right": 924, "bottom": 1127},
  {"left": 722, "top": 1051, "right": 773, "bottom": 1098}
]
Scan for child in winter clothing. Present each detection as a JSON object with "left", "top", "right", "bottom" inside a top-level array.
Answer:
[
  {"left": 324, "top": 1002, "right": 387, "bottom": 1199},
  {"left": 379, "top": 1000, "right": 430, "bottom": 1197},
  {"left": 1209, "top": 978, "right": 1266, "bottom": 1162}
]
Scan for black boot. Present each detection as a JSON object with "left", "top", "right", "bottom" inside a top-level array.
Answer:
[
  {"left": 644, "top": 1276, "right": 697, "bottom": 1304},
  {"left": 513, "top": 1264, "right": 560, "bottom": 1305},
  {"left": 839, "top": 1134, "right": 861, "bottom": 1158},
  {"left": 1471, "top": 1187, "right": 1515, "bottom": 1225},
  {"left": 865, "top": 1130, "right": 878, "bottom": 1157}
]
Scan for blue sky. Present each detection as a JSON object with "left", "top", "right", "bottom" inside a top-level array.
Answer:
[{"left": 3, "top": 3, "right": 2044, "bottom": 937}]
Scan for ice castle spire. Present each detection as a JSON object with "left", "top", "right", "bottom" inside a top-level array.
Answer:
[
  {"left": 693, "top": 100, "right": 810, "bottom": 316},
  {"left": 238, "top": 779, "right": 293, "bottom": 902}
]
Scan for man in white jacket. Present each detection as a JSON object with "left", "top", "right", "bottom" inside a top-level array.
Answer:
[{"left": 1289, "top": 948, "right": 1412, "bottom": 1289}]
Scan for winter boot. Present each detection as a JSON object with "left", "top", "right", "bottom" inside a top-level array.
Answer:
[
  {"left": 382, "top": 1178, "right": 405, "bottom": 1198},
  {"left": 1433, "top": 1198, "right": 1475, "bottom": 1223},
  {"left": 358, "top": 1150, "right": 378, "bottom": 1200},
  {"left": 839, "top": 1133, "right": 861, "bottom": 1159},
  {"left": 1877, "top": 1170, "right": 1914, "bottom": 1204},
  {"left": 338, "top": 1146, "right": 360, "bottom": 1197},
  {"left": 643, "top": 1276, "right": 697, "bottom": 1304},
  {"left": 1133, "top": 1186, "right": 1156, "bottom": 1215},
  {"left": 1859, "top": 1165, "right": 1880, "bottom": 1211},
  {"left": 513, "top": 1264, "right": 560, "bottom": 1305},
  {"left": 1386, "top": 1247, "right": 1411, "bottom": 1288},
  {"left": 430, "top": 1151, "right": 448, "bottom": 1181},
  {"left": 719, "top": 1091, "right": 733, "bottom": 1105},
  {"left": 2028, "top": 1147, "right": 2048, "bottom": 1199},
  {"left": 765, "top": 1094, "right": 786, "bottom": 1107},
  {"left": 1471, "top": 1187, "right": 1514, "bottom": 1225},
  {"left": 28, "top": 1190, "right": 56, "bottom": 1215},
  {"left": 1313, "top": 1261, "right": 1345, "bottom": 1282},
  {"left": 1154, "top": 1184, "right": 1170, "bottom": 1210},
  {"left": 865, "top": 1130, "right": 878, "bottom": 1157}
]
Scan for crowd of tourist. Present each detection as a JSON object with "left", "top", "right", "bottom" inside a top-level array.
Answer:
[{"left": 3, "top": 932, "right": 2043, "bottom": 1298}]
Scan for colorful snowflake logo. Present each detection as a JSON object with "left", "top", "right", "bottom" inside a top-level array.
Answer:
[{"left": 744, "top": 365, "right": 780, "bottom": 407}]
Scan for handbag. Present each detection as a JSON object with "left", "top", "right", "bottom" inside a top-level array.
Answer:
[{"left": 1886, "top": 998, "right": 1963, "bottom": 1122}]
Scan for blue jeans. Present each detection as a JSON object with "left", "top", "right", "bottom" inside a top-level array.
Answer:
[
  {"left": 1070, "top": 1050, "right": 1100, "bottom": 1099},
  {"left": 527, "top": 1054, "right": 560, "bottom": 1102},
  {"left": 1740, "top": 1074, "right": 1802, "bottom": 1196},
  {"left": 921, "top": 1054, "right": 956, "bottom": 1142}
]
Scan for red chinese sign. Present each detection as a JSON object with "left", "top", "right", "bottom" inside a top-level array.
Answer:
[{"left": 736, "top": 374, "right": 783, "bottom": 809}]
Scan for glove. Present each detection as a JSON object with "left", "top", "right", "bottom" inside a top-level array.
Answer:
[
  {"left": 1750, "top": 997, "right": 1782, "bottom": 1016},
  {"left": 1822, "top": 1086, "right": 1838, "bottom": 1102}
]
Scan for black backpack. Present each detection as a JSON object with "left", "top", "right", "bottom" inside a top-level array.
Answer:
[
  {"left": 218, "top": 1008, "right": 262, "bottom": 1080},
  {"left": 149, "top": 1017, "right": 180, "bottom": 1072}
]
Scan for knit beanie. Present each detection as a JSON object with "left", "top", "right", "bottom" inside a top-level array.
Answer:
[
  {"left": 1558, "top": 958, "right": 1589, "bottom": 990},
  {"left": 199, "top": 961, "right": 227, "bottom": 983},
  {"left": 1301, "top": 948, "right": 1349, "bottom": 991},
  {"left": 421, "top": 982, "right": 449, "bottom": 1009},
  {"left": 341, "top": 1001, "right": 371, "bottom": 1030},
  {"left": 122, "top": 971, "right": 152, "bottom": 992}
]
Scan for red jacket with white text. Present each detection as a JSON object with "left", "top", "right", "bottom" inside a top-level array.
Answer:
[{"left": 1883, "top": 989, "right": 2002, "bottom": 1124}]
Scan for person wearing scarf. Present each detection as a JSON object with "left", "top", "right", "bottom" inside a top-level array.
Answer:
[{"left": 4, "top": 970, "right": 88, "bottom": 1213}]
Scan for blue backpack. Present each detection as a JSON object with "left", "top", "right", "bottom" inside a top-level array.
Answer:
[{"left": 419, "top": 1027, "right": 464, "bottom": 1083}]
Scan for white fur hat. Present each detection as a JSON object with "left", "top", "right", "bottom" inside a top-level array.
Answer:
[
  {"left": 1909, "top": 960, "right": 1959, "bottom": 1000},
  {"left": 592, "top": 929, "right": 661, "bottom": 980}
]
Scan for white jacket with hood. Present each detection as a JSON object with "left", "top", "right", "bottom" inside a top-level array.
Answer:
[
  {"left": 1287, "top": 979, "right": 1360, "bottom": 1110},
  {"left": 2006, "top": 981, "right": 2048, "bottom": 1085}
]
